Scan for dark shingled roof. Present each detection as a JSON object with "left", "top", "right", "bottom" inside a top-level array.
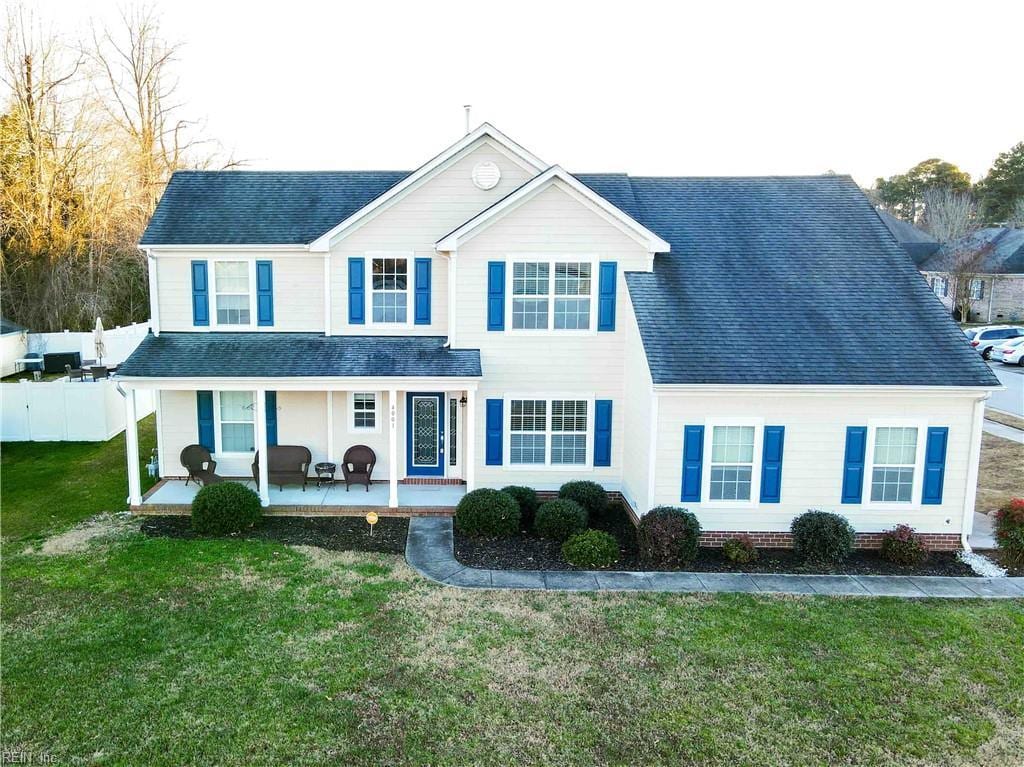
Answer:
[
  {"left": 622, "top": 175, "right": 997, "bottom": 386},
  {"left": 117, "top": 334, "right": 481, "bottom": 378},
  {"left": 920, "top": 227, "right": 1024, "bottom": 275},
  {"left": 876, "top": 209, "right": 941, "bottom": 265}
]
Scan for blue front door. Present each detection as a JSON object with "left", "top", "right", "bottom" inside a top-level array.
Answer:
[{"left": 406, "top": 392, "right": 445, "bottom": 476}]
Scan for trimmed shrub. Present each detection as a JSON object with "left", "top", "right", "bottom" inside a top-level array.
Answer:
[
  {"left": 562, "top": 529, "right": 620, "bottom": 569},
  {"left": 722, "top": 534, "right": 759, "bottom": 565},
  {"left": 791, "top": 510, "right": 855, "bottom": 565},
  {"left": 879, "top": 524, "right": 930, "bottom": 566},
  {"left": 191, "top": 482, "right": 261, "bottom": 535},
  {"left": 501, "top": 485, "right": 540, "bottom": 529},
  {"left": 558, "top": 480, "right": 608, "bottom": 518},
  {"left": 637, "top": 506, "right": 701, "bottom": 568},
  {"left": 994, "top": 498, "right": 1024, "bottom": 567},
  {"left": 534, "top": 499, "right": 588, "bottom": 541},
  {"left": 455, "top": 488, "right": 521, "bottom": 537}
]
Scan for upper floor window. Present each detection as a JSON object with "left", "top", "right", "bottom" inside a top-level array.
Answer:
[
  {"left": 215, "top": 262, "right": 251, "bottom": 325},
  {"left": 931, "top": 276, "right": 948, "bottom": 298},
  {"left": 371, "top": 257, "right": 408, "bottom": 323},
  {"left": 511, "top": 260, "right": 593, "bottom": 331}
]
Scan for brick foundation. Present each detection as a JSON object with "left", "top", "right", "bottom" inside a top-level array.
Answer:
[{"left": 696, "top": 531, "right": 962, "bottom": 552}]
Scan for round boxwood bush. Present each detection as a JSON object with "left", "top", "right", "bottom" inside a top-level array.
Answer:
[
  {"left": 558, "top": 480, "right": 608, "bottom": 518},
  {"left": 562, "top": 529, "right": 620, "bottom": 569},
  {"left": 994, "top": 497, "right": 1024, "bottom": 568},
  {"left": 455, "top": 488, "right": 521, "bottom": 537},
  {"left": 791, "top": 510, "right": 855, "bottom": 565},
  {"left": 879, "top": 524, "right": 930, "bottom": 566},
  {"left": 501, "top": 485, "right": 540, "bottom": 529},
  {"left": 534, "top": 499, "right": 588, "bottom": 541},
  {"left": 191, "top": 481, "right": 262, "bottom": 535},
  {"left": 722, "top": 534, "right": 759, "bottom": 565},
  {"left": 637, "top": 506, "right": 701, "bottom": 568}
]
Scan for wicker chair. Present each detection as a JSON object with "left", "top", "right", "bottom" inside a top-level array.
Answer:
[
  {"left": 341, "top": 444, "right": 376, "bottom": 491},
  {"left": 65, "top": 364, "right": 84, "bottom": 382},
  {"left": 180, "top": 445, "right": 223, "bottom": 486},
  {"left": 252, "top": 445, "right": 312, "bottom": 491}
]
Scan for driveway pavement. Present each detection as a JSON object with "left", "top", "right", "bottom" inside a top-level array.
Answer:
[{"left": 986, "top": 361, "right": 1023, "bottom": 417}]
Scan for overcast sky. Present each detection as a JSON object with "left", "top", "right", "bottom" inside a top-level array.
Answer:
[{"left": 32, "top": 0, "right": 1024, "bottom": 185}]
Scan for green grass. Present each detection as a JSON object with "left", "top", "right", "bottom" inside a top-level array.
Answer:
[
  {"left": 2, "top": 531, "right": 1022, "bottom": 766},
  {"left": 0, "top": 414, "right": 157, "bottom": 540}
]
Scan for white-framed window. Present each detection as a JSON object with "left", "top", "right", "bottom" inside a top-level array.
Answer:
[
  {"left": 216, "top": 391, "right": 255, "bottom": 453},
  {"left": 509, "top": 258, "right": 596, "bottom": 332},
  {"left": 931, "top": 276, "right": 948, "bottom": 297},
  {"left": 866, "top": 422, "right": 926, "bottom": 506},
  {"left": 701, "top": 418, "right": 764, "bottom": 506},
  {"left": 349, "top": 392, "right": 379, "bottom": 432},
  {"left": 507, "top": 395, "right": 592, "bottom": 468},
  {"left": 370, "top": 255, "right": 410, "bottom": 324},
  {"left": 214, "top": 261, "right": 254, "bottom": 326},
  {"left": 969, "top": 278, "right": 984, "bottom": 300}
]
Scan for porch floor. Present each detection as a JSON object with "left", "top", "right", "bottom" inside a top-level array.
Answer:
[{"left": 140, "top": 479, "right": 465, "bottom": 513}]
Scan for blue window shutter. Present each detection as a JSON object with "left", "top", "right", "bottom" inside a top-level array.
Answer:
[
  {"left": 265, "top": 391, "right": 278, "bottom": 447},
  {"left": 196, "top": 391, "right": 215, "bottom": 451},
  {"left": 594, "top": 400, "right": 613, "bottom": 467},
  {"left": 414, "top": 257, "right": 431, "bottom": 325},
  {"left": 348, "top": 257, "right": 365, "bottom": 324},
  {"left": 256, "top": 260, "right": 274, "bottom": 326},
  {"left": 681, "top": 425, "right": 704, "bottom": 502},
  {"left": 597, "top": 261, "right": 617, "bottom": 331},
  {"left": 759, "top": 426, "right": 785, "bottom": 503},
  {"left": 191, "top": 261, "right": 209, "bottom": 326},
  {"left": 841, "top": 426, "right": 868, "bottom": 504},
  {"left": 487, "top": 261, "right": 505, "bottom": 331},
  {"left": 922, "top": 427, "right": 948, "bottom": 505},
  {"left": 485, "top": 399, "right": 503, "bottom": 465}
]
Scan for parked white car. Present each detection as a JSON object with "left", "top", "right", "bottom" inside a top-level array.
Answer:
[
  {"left": 991, "top": 336, "right": 1024, "bottom": 366},
  {"left": 964, "top": 325, "right": 1024, "bottom": 359}
]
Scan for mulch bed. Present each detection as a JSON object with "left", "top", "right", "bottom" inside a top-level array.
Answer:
[
  {"left": 140, "top": 515, "right": 408, "bottom": 555},
  {"left": 454, "top": 504, "right": 978, "bottom": 577}
]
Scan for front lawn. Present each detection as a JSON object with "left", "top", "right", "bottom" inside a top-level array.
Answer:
[{"left": 2, "top": 528, "right": 1023, "bottom": 766}]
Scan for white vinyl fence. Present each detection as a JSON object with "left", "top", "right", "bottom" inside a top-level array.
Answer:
[
  {"left": 27, "top": 320, "right": 150, "bottom": 365},
  {"left": 1, "top": 379, "right": 154, "bottom": 442}
]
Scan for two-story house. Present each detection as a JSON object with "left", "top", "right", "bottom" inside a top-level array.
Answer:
[{"left": 119, "top": 123, "right": 1000, "bottom": 550}]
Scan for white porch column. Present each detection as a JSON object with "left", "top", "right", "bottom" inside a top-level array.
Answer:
[
  {"left": 326, "top": 391, "right": 335, "bottom": 463},
  {"left": 465, "top": 388, "right": 476, "bottom": 492},
  {"left": 255, "top": 388, "right": 271, "bottom": 507},
  {"left": 124, "top": 387, "right": 142, "bottom": 506},
  {"left": 388, "top": 388, "right": 399, "bottom": 508}
]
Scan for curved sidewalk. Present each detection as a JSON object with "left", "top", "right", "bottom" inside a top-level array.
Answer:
[{"left": 406, "top": 517, "right": 1024, "bottom": 598}]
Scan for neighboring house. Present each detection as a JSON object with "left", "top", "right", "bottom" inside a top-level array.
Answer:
[
  {"left": 919, "top": 227, "right": 1024, "bottom": 324},
  {"left": 118, "top": 123, "right": 1000, "bottom": 550},
  {"left": 876, "top": 209, "right": 940, "bottom": 265},
  {"left": 0, "top": 317, "right": 28, "bottom": 378}
]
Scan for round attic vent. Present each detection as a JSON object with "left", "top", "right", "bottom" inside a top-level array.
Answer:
[{"left": 471, "top": 161, "right": 501, "bottom": 190}]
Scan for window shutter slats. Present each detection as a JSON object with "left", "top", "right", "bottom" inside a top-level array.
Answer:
[
  {"left": 597, "top": 261, "right": 617, "bottom": 331},
  {"left": 348, "top": 257, "right": 365, "bottom": 324},
  {"left": 922, "top": 427, "right": 948, "bottom": 505},
  {"left": 485, "top": 399, "right": 503, "bottom": 465},
  {"left": 191, "top": 260, "right": 210, "bottom": 326},
  {"left": 196, "top": 391, "right": 215, "bottom": 451},
  {"left": 414, "top": 257, "right": 431, "bottom": 325},
  {"left": 759, "top": 425, "right": 785, "bottom": 503},
  {"left": 487, "top": 261, "right": 505, "bottom": 331},
  {"left": 681, "top": 425, "right": 704, "bottom": 502},
  {"left": 256, "top": 260, "right": 274, "bottom": 326},
  {"left": 593, "top": 399, "right": 613, "bottom": 466},
  {"left": 841, "top": 426, "right": 867, "bottom": 504},
  {"left": 265, "top": 391, "right": 278, "bottom": 447}
]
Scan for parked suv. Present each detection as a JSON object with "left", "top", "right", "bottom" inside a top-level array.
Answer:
[
  {"left": 964, "top": 325, "right": 1024, "bottom": 359},
  {"left": 991, "top": 336, "right": 1024, "bottom": 366}
]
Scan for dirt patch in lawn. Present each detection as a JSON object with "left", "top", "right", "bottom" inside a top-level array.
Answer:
[
  {"left": 455, "top": 504, "right": 976, "bottom": 577},
  {"left": 976, "top": 432, "right": 1024, "bottom": 514},
  {"left": 35, "top": 513, "right": 135, "bottom": 555},
  {"left": 140, "top": 514, "right": 408, "bottom": 554}
]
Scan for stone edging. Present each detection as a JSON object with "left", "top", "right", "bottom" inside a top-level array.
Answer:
[{"left": 405, "top": 517, "right": 1024, "bottom": 598}]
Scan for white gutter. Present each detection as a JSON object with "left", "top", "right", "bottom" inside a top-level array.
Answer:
[
  {"left": 653, "top": 384, "right": 1003, "bottom": 396},
  {"left": 960, "top": 394, "right": 989, "bottom": 552}
]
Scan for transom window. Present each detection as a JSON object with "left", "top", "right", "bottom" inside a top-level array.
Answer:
[
  {"left": 218, "top": 391, "right": 255, "bottom": 452},
  {"left": 509, "top": 398, "right": 589, "bottom": 466},
  {"left": 511, "top": 261, "right": 593, "bottom": 330},
  {"left": 350, "top": 392, "right": 377, "bottom": 431},
  {"left": 215, "top": 262, "right": 251, "bottom": 325},
  {"left": 709, "top": 425, "right": 755, "bottom": 500},
  {"left": 371, "top": 257, "right": 408, "bottom": 323},
  {"left": 870, "top": 426, "right": 918, "bottom": 503}
]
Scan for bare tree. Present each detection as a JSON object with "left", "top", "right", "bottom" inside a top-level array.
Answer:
[{"left": 921, "top": 187, "right": 976, "bottom": 243}]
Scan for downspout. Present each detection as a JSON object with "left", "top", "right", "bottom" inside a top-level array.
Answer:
[{"left": 960, "top": 394, "right": 989, "bottom": 552}]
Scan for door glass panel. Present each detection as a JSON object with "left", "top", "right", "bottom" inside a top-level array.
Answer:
[
  {"left": 412, "top": 397, "right": 439, "bottom": 467},
  {"left": 449, "top": 398, "right": 457, "bottom": 466}
]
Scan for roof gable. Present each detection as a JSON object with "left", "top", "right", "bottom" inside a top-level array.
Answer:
[{"left": 920, "top": 227, "right": 1024, "bottom": 274}]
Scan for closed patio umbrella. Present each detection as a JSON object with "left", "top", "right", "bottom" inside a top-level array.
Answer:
[{"left": 93, "top": 317, "right": 106, "bottom": 365}]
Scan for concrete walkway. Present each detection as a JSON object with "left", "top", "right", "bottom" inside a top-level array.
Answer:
[
  {"left": 406, "top": 517, "right": 1024, "bottom": 598},
  {"left": 983, "top": 419, "right": 1024, "bottom": 444}
]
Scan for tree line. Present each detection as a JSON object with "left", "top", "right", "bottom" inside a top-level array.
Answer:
[{"left": 0, "top": 5, "right": 235, "bottom": 332}]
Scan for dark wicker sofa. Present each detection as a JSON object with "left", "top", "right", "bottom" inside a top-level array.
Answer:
[{"left": 252, "top": 445, "right": 312, "bottom": 491}]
